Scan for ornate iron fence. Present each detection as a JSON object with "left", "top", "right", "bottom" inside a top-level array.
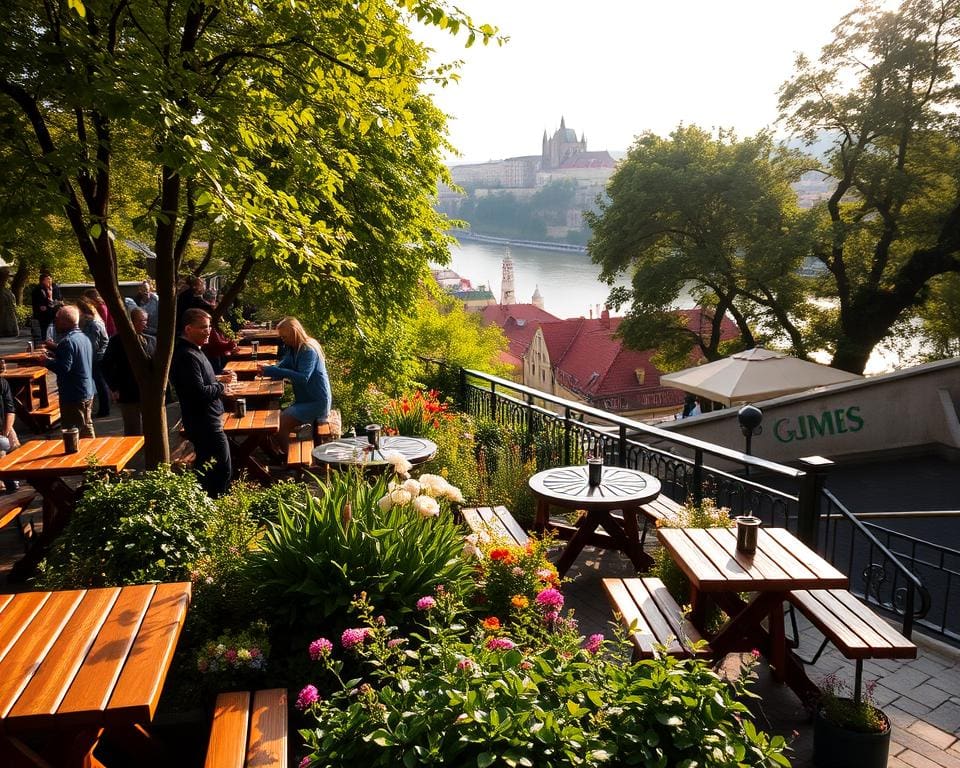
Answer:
[{"left": 458, "top": 368, "right": 941, "bottom": 642}]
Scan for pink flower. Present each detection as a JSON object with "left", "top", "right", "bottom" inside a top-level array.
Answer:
[
  {"left": 485, "top": 637, "right": 516, "bottom": 651},
  {"left": 249, "top": 647, "right": 261, "bottom": 658},
  {"left": 341, "top": 627, "right": 371, "bottom": 650},
  {"left": 296, "top": 685, "right": 319, "bottom": 710},
  {"left": 387, "top": 638, "right": 405, "bottom": 648},
  {"left": 299, "top": 758, "right": 311, "bottom": 768},
  {"left": 584, "top": 633, "right": 604, "bottom": 654},
  {"left": 309, "top": 637, "right": 333, "bottom": 661},
  {"left": 416, "top": 596, "right": 436, "bottom": 611},
  {"left": 520, "top": 660, "right": 534, "bottom": 670},
  {"left": 543, "top": 610, "right": 559, "bottom": 626},
  {"left": 457, "top": 658, "right": 474, "bottom": 671},
  {"left": 535, "top": 588, "right": 564, "bottom": 610},
  {"left": 224, "top": 649, "right": 238, "bottom": 663},
  {"left": 751, "top": 648, "right": 761, "bottom": 660}
]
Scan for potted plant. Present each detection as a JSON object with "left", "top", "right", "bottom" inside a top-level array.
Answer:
[{"left": 813, "top": 672, "right": 891, "bottom": 768}]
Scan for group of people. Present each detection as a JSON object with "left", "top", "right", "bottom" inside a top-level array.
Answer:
[
  {"left": 171, "top": 311, "right": 331, "bottom": 497},
  {"left": 10, "top": 270, "right": 333, "bottom": 498}
]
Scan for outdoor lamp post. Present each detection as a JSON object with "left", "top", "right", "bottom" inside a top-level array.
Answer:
[{"left": 738, "top": 405, "right": 763, "bottom": 476}]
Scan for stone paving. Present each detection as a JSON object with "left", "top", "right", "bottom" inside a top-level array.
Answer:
[{"left": 1, "top": 327, "right": 958, "bottom": 767}]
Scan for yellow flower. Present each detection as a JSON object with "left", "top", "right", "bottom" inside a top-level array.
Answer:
[{"left": 511, "top": 595, "right": 529, "bottom": 609}]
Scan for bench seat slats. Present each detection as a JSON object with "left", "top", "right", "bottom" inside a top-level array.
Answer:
[
  {"left": 248, "top": 689, "right": 287, "bottom": 768},
  {"left": 603, "top": 577, "right": 711, "bottom": 659},
  {"left": 462, "top": 506, "right": 529, "bottom": 548},
  {"left": 0, "top": 486, "right": 36, "bottom": 531},
  {"left": 789, "top": 588, "right": 917, "bottom": 660},
  {"left": 205, "top": 689, "right": 287, "bottom": 768},
  {"left": 205, "top": 691, "right": 251, "bottom": 768}
]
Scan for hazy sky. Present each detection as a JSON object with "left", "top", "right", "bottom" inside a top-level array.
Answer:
[{"left": 417, "top": 0, "right": 870, "bottom": 164}]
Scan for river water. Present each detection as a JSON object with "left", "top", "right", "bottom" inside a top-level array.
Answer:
[{"left": 442, "top": 238, "right": 697, "bottom": 319}]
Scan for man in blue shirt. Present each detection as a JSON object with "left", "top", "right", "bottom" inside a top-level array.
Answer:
[{"left": 35, "top": 305, "right": 96, "bottom": 437}]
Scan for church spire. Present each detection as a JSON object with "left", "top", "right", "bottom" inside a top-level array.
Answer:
[{"left": 560, "top": 116, "right": 566, "bottom": 129}]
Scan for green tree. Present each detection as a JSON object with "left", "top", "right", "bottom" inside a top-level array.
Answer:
[
  {"left": 0, "top": 0, "right": 497, "bottom": 464},
  {"left": 779, "top": 0, "right": 960, "bottom": 373},
  {"left": 585, "top": 126, "right": 810, "bottom": 369}
]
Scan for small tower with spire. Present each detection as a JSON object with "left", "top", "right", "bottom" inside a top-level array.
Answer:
[
  {"left": 500, "top": 250, "right": 516, "bottom": 306},
  {"left": 531, "top": 285, "right": 544, "bottom": 310}
]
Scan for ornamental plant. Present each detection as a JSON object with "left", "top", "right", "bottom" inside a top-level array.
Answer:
[
  {"left": 381, "top": 389, "right": 454, "bottom": 438},
  {"left": 472, "top": 536, "right": 561, "bottom": 623},
  {"left": 295, "top": 592, "right": 791, "bottom": 768},
  {"left": 252, "top": 469, "right": 473, "bottom": 631},
  {"left": 817, "top": 673, "right": 888, "bottom": 734},
  {"left": 195, "top": 620, "right": 271, "bottom": 691}
]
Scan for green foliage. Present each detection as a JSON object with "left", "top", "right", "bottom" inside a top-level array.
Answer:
[
  {"left": 586, "top": 126, "right": 808, "bottom": 368},
  {"left": 473, "top": 537, "right": 561, "bottom": 624},
  {"left": 297, "top": 592, "right": 791, "bottom": 768},
  {"left": 818, "top": 674, "right": 888, "bottom": 734},
  {"left": 37, "top": 466, "right": 215, "bottom": 588},
  {"left": 475, "top": 443, "right": 538, "bottom": 529},
  {"left": 418, "top": 410, "right": 480, "bottom": 504},
  {"left": 252, "top": 470, "right": 473, "bottom": 631}
]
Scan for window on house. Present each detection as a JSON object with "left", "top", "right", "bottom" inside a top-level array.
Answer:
[{"left": 635, "top": 368, "right": 645, "bottom": 385}]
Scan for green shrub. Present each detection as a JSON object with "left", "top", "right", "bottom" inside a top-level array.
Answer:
[
  {"left": 475, "top": 442, "right": 538, "bottom": 528},
  {"left": 252, "top": 469, "right": 473, "bottom": 632},
  {"left": 37, "top": 465, "right": 215, "bottom": 588},
  {"left": 296, "top": 591, "right": 791, "bottom": 768},
  {"left": 418, "top": 410, "right": 479, "bottom": 503}
]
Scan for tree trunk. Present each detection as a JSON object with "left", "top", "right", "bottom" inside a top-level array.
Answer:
[
  {"left": 11, "top": 260, "right": 29, "bottom": 304},
  {"left": 140, "top": 376, "right": 171, "bottom": 466}
]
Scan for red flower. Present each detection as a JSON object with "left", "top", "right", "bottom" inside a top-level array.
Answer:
[{"left": 482, "top": 616, "right": 501, "bottom": 631}]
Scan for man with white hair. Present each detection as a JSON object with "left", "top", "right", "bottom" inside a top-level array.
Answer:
[
  {"left": 34, "top": 305, "right": 96, "bottom": 437},
  {"left": 102, "top": 308, "right": 156, "bottom": 436}
]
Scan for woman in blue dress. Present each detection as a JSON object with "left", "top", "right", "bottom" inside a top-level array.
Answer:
[{"left": 259, "top": 317, "right": 332, "bottom": 452}]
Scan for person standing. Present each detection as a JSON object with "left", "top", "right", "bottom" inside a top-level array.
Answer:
[
  {"left": 0, "top": 377, "right": 21, "bottom": 492},
  {"left": 176, "top": 275, "right": 208, "bottom": 332},
  {"left": 30, "top": 272, "right": 62, "bottom": 342},
  {"left": 83, "top": 288, "right": 117, "bottom": 337},
  {"left": 0, "top": 268, "right": 19, "bottom": 337},
  {"left": 135, "top": 280, "right": 159, "bottom": 336},
  {"left": 102, "top": 308, "right": 156, "bottom": 436},
  {"left": 35, "top": 305, "right": 96, "bottom": 437},
  {"left": 77, "top": 298, "right": 111, "bottom": 418},
  {"left": 259, "top": 316, "right": 332, "bottom": 453},
  {"left": 170, "top": 307, "right": 234, "bottom": 497}
]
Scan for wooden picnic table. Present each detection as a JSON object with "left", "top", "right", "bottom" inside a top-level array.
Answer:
[
  {"left": 1, "top": 366, "right": 51, "bottom": 429},
  {"left": 1, "top": 350, "right": 43, "bottom": 365},
  {"left": 237, "top": 329, "right": 281, "bottom": 345},
  {"left": 0, "top": 582, "right": 191, "bottom": 768},
  {"left": 227, "top": 344, "right": 278, "bottom": 360},
  {"left": 657, "top": 526, "right": 848, "bottom": 701},
  {"left": 0, "top": 436, "right": 144, "bottom": 579},
  {"left": 223, "top": 360, "right": 261, "bottom": 381},
  {"left": 221, "top": 409, "right": 280, "bottom": 483},
  {"left": 529, "top": 465, "right": 661, "bottom": 577},
  {"left": 222, "top": 377, "right": 284, "bottom": 407}
]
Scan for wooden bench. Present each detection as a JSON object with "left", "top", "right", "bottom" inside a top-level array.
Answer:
[
  {"left": 637, "top": 495, "right": 685, "bottom": 546},
  {"left": 286, "top": 432, "right": 314, "bottom": 470},
  {"left": 0, "top": 485, "right": 37, "bottom": 545},
  {"left": 462, "top": 505, "right": 529, "bottom": 547},
  {"left": 602, "top": 577, "right": 712, "bottom": 660},
  {"left": 29, "top": 395, "right": 61, "bottom": 430},
  {"left": 170, "top": 439, "right": 196, "bottom": 470},
  {"left": 788, "top": 588, "right": 917, "bottom": 698},
  {"left": 205, "top": 688, "right": 287, "bottom": 768}
]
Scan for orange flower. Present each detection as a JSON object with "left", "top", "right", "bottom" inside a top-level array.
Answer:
[
  {"left": 482, "top": 616, "right": 501, "bottom": 631},
  {"left": 489, "top": 548, "right": 512, "bottom": 562},
  {"left": 511, "top": 595, "right": 529, "bottom": 610}
]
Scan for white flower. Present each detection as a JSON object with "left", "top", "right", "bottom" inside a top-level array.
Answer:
[
  {"left": 418, "top": 474, "right": 447, "bottom": 497},
  {"left": 377, "top": 493, "right": 393, "bottom": 512},
  {"left": 383, "top": 451, "right": 412, "bottom": 475},
  {"left": 442, "top": 483, "right": 465, "bottom": 503},
  {"left": 463, "top": 533, "right": 482, "bottom": 558},
  {"left": 413, "top": 495, "right": 440, "bottom": 518},
  {"left": 402, "top": 478, "right": 421, "bottom": 496},
  {"left": 389, "top": 488, "right": 413, "bottom": 507}
]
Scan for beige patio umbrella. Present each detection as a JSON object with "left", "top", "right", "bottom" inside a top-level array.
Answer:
[{"left": 660, "top": 347, "right": 862, "bottom": 407}]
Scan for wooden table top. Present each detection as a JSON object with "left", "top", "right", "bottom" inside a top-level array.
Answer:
[
  {"left": 221, "top": 409, "right": 280, "bottom": 434},
  {"left": 226, "top": 379, "right": 284, "bottom": 398},
  {"left": 657, "top": 527, "right": 848, "bottom": 592},
  {"left": 224, "top": 360, "right": 260, "bottom": 375},
  {"left": 527, "top": 465, "right": 661, "bottom": 511},
  {"left": 228, "top": 345, "right": 279, "bottom": 360},
  {"left": 0, "top": 582, "right": 190, "bottom": 729},
  {"left": 1, "top": 351, "right": 42, "bottom": 364},
  {"left": 0, "top": 366, "right": 48, "bottom": 381},
  {"left": 312, "top": 436, "right": 438, "bottom": 467},
  {"left": 0, "top": 436, "right": 144, "bottom": 480},
  {"left": 238, "top": 329, "right": 281, "bottom": 344}
]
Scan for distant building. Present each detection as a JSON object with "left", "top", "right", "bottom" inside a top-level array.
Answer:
[{"left": 480, "top": 306, "right": 738, "bottom": 420}]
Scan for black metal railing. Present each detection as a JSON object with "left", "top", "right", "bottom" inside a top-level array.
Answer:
[{"left": 457, "top": 368, "right": 943, "bottom": 642}]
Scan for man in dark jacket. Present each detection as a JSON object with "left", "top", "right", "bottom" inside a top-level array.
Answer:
[
  {"left": 102, "top": 308, "right": 157, "bottom": 436},
  {"left": 30, "top": 271, "right": 62, "bottom": 341},
  {"left": 170, "top": 307, "right": 234, "bottom": 497},
  {"left": 35, "top": 305, "right": 95, "bottom": 437}
]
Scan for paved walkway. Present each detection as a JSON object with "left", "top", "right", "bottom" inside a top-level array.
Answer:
[{"left": 1, "top": 326, "right": 958, "bottom": 767}]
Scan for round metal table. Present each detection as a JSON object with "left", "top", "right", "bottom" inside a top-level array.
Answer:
[
  {"left": 528, "top": 465, "right": 661, "bottom": 576},
  {"left": 311, "top": 436, "right": 438, "bottom": 472}
]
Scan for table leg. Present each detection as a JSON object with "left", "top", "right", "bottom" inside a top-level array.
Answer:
[
  {"left": 555, "top": 509, "right": 601, "bottom": 576},
  {"left": 768, "top": 602, "right": 787, "bottom": 683},
  {"left": 534, "top": 497, "right": 550, "bottom": 535},
  {"left": 228, "top": 434, "right": 272, "bottom": 483},
  {"left": 7, "top": 478, "right": 77, "bottom": 582},
  {"left": 0, "top": 728, "right": 106, "bottom": 768}
]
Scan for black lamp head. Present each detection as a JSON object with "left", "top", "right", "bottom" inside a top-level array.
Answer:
[{"left": 738, "top": 404, "right": 763, "bottom": 436}]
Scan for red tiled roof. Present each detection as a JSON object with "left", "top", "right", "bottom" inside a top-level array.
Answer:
[{"left": 478, "top": 304, "right": 559, "bottom": 326}]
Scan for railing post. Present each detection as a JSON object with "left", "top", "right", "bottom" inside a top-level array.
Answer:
[
  {"left": 458, "top": 367, "right": 467, "bottom": 411},
  {"left": 797, "top": 456, "right": 833, "bottom": 547},
  {"left": 618, "top": 424, "right": 627, "bottom": 467},
  {"left": 693, "top": 449, "right": 703, "bottom": 506},
  {"left": 489, "top": 382, "right": 497, "bottom": 422},
  {"left": 525, "top": 391, "right": 534, "bottom": 459},
  {"left": 563, "top": 406, "right": 571, "bottom": 466}
]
